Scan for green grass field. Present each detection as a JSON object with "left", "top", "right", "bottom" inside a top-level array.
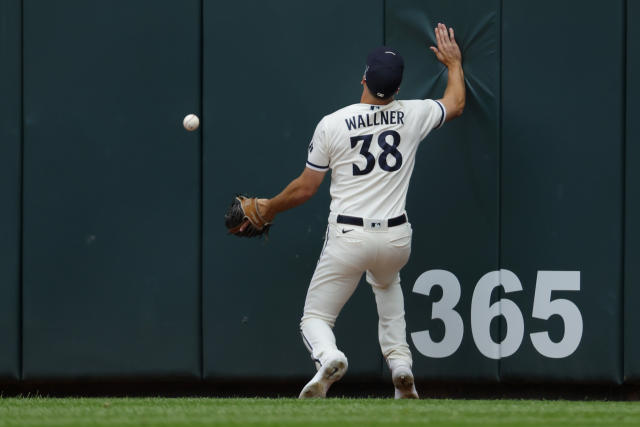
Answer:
[{"left": 0, "top": 397, "right": 639, "bottom": 427}]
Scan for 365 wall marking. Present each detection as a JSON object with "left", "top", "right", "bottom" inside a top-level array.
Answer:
[{"left": 411, "top": 270, "right": 583, "bottom": 359}]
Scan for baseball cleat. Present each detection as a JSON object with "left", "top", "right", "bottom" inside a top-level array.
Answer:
[
  {"left": 299, "top": 355, "right": 348, "bottom": 399},
  {"left": 392, "top": 366, "right": 419, "bottom": 399}
]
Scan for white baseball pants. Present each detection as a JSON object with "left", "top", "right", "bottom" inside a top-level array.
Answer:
[{"left": 300, "top": 216, "right": 413, "bottom": 370}]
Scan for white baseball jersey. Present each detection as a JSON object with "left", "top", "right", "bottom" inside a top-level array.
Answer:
[{"left": 306, "top": 99, "right": 446, "bottom": 219}]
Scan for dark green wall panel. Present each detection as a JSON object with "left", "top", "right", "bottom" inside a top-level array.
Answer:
[
  {"left": 22, "top": 0, "right": 201, "bottom": 379},
  {"left": 386, "top": 0, "right": 500, "bottom": 381},
  {"left": 203, "top": 0, "right": 383, "bottom": 378},
  {"left": 501, "top": 0, "right": 624, "bottom": 383},
  {"left": 0, "top": 0, "right": 21, "bottom": 380},
  {"left": 625, "top": 0, "right": 640, "bottom": 384}
]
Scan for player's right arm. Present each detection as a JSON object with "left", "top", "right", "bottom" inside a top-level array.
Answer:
[
  {"left": 239, "top": 119, "right": 330, "bottom": 232},
  {"left": 237, "top": 168, "right": 325, "bottom": 234},
  {"left": 262, "top": 168, "right": 326, "bottom": 219},
  {"left": 430, "top": 23, "right": 465, "bottom": 121}
]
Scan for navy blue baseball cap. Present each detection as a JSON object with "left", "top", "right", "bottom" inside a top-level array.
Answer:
[{"left": 364, "top": 46, "right": 404, "bottom": 99}]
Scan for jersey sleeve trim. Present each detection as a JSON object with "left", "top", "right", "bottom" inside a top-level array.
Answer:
[
  {"left": 434, "top": 100, "right": 446, "bottom": 129},
  {"left": 306, "top": 160, "right": 329, "bottom": 171}
]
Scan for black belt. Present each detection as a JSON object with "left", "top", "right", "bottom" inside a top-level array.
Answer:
[{"left": 336, "top": 214, "right": 407, "bottom": 227}]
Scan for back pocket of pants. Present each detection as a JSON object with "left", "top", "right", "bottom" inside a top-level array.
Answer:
[
  {"left": 389, "top": 234, "right": 411, "bottom": 248},
  {"left": 337, "top": 233, "right": 363, "bottom": 244}
]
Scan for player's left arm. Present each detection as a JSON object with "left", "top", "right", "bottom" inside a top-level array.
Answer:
[
  {"left": 240, "top": 168, "right": 326, "bottom": 232},
  {"left": 430, "top": 23, "right": 465, "bottom": 122}
]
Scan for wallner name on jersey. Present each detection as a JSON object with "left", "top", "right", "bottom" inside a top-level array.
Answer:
[
  {"left": 306, "top": 99, "right": 445, "bottom": 219},
  {"left": 344, "top": 110, "right": 405, "bottom": 130}
]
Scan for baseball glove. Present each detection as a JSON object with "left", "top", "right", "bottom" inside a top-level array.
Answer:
[{"left": 224, "top": 195, "right": 272, "bottom": 237}]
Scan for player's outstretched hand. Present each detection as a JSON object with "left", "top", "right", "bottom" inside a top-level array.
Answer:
[
  {"left": 225, "top": 196, "right": 273, "bottom": 238},
  {"left": 430, "top": 23, "right": 461, "bottom": 68}
]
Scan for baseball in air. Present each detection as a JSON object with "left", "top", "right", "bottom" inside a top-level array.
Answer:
[{"left": 183, "top": 114, "right": 200, "bottom": 131}]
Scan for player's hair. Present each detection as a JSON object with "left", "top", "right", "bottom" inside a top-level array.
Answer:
[{"left": 366, "top": 85, "right": 395, "bottom": 101}]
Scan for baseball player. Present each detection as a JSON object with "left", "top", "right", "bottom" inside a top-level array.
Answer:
[{"left": 231, "top": 23, "right": 465, "bottom": 398}]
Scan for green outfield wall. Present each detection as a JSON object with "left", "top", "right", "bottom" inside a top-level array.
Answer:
[
  {"left": 500, "top": 0, "right": 624, "bottom": 384},
  {"left": 21, "top": 0, "right": 202, "bottom": 380},
  {"left": 0, "top": 0, "right": 638, "bottom": 385},
  {"left": 626, "top": 0, "right": 640, "bottom": 384},
  {"left": 0, "top": 0, "right": 21, "bottom": 381}
]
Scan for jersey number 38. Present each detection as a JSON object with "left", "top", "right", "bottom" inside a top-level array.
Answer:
[{"left": 350, "top": 130, "right": 402, "bottom": 176}]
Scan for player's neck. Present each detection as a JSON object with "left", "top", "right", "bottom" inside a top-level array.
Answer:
[{"left": 360, "top": 88, "right": 395, "bottom": 106}]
